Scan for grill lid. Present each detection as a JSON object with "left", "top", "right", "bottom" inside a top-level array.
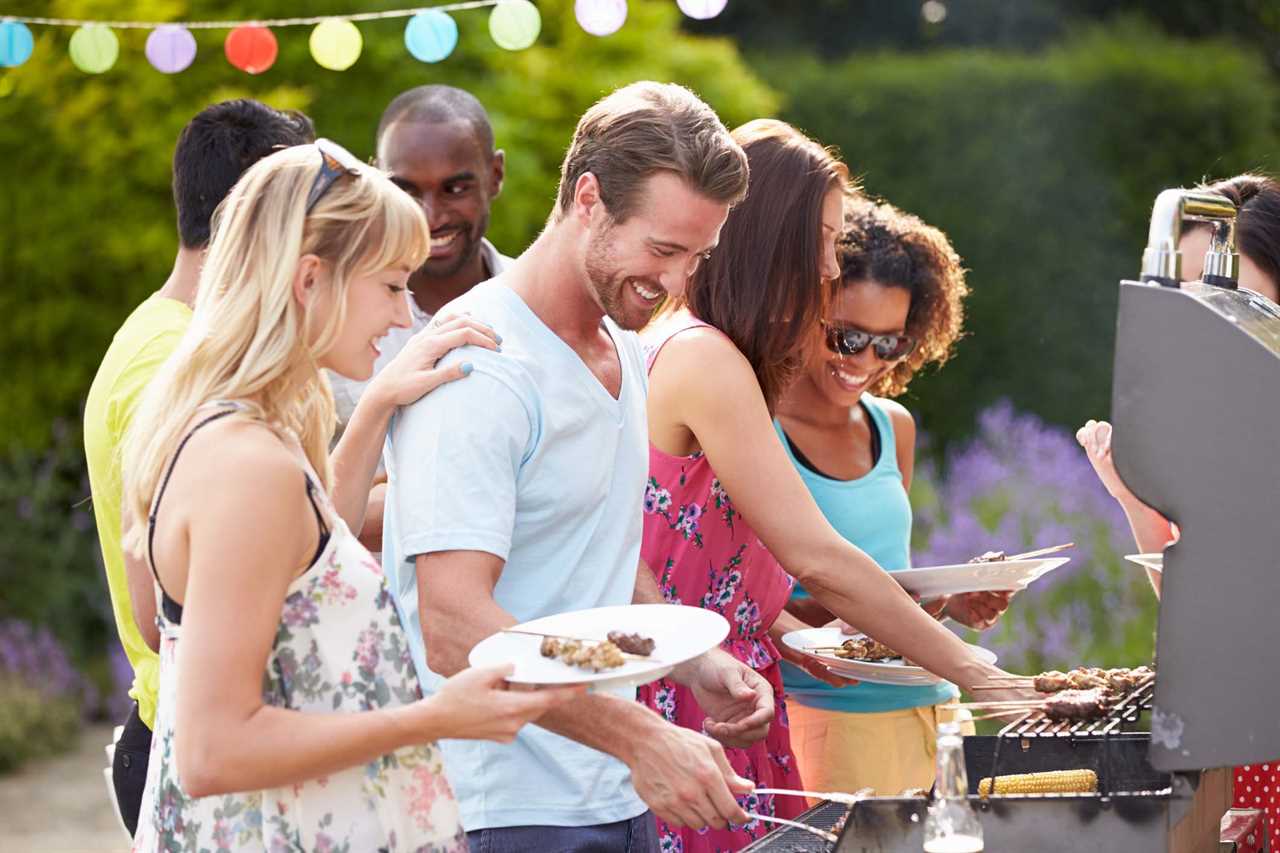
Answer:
[{"left": 1111, "top": 189, "right": 1280, "bottom": 771}]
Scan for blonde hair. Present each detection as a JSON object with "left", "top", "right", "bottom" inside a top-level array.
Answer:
[{"left": 122, "top": 144, "right": 429, "bottom": 555}]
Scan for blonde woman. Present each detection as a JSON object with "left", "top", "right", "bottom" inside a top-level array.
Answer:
[{"left": 121, "top": 141, "right": 578, "bottom": 852}]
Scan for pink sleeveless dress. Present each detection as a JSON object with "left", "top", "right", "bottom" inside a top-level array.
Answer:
[{"left": 637, "top": 314, "right": 804, "bottom": 852}]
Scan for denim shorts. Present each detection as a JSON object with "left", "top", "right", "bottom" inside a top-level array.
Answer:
[{"left": 467, "top": 810, "right": 658, "bottom": 853}]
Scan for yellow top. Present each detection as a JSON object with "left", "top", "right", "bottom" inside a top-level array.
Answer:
[{"left": 84, "top": 294, "right": 192, "bottom": 729}]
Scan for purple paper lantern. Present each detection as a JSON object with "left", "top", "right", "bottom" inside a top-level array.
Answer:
[
  {"left": 575, "top": 0, "right": 628, "bottom": 36},
  {"left": 146, "top": 25, "right": 197, "bottom": 74}
]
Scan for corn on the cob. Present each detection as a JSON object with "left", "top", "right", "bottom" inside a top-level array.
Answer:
[{"left": 977, "top": 769, "right": 1098, "bottom": 797}]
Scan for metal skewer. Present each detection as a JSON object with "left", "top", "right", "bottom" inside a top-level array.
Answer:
[
  {"left": 1005, "top": 542, "right": 1075, "bottom": 561},
  {"left": 756, "top": 786, "right": 874, "bottom": 806},
  {"left": 500, "top": 628, "right": 660, "bottom": 662}
]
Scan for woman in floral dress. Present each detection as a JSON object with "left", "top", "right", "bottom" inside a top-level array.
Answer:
[
  {"left": 638, "top": 120, "right": 1029, "bottom": 852},
  {"left": 120, "top": 142, "right": 578, "bottom": 852}
]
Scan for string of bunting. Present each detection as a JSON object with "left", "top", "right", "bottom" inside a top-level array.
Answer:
[{"left": 0, "top": 0, "right": 727, "bottom": 74}]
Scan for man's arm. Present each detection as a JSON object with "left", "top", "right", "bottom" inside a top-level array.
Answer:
[
  {"left": 418, "top": 550, "right": 752, "bottom": 831},
  {"left": 120, "top": 502, "right": 159, "bottom": 653},
  {"left": 356, "top": 480, "right": 386, "bottom": 552}
]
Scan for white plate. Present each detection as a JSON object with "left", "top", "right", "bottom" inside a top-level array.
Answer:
[
  {"left": 892, "top": 557, "right": 1070, "bottom": 598},
  {"left": 1125, "top": 553, "right": 1163, "bottom": 573},
  {"left": 468, "top": 604, "right": 729, "bottom": 690},
  {"left": 781, "top": 627, "right": 998, "bottom": 686}
]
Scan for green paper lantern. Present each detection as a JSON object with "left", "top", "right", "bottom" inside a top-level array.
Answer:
[
  {"left": 309, "top": 19, "right": 362, "bottom": 71},
  {"left": 69, "top": 25, "right": 119, "bottom": 74},
  {"left": 489, "top": 0, "right": 541, "bottom": 51}
]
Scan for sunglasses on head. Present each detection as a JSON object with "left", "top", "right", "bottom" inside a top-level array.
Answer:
[
  {"left": 304, "top": 138, "right": 363, "bottom": 214},
  {"left": 823, "top": 323, "right": 917, "bottom": 361}
]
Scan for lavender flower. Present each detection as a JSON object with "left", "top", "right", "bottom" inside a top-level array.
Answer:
[{"left": 912, "top": 401, "right": 1158, "bottom": 673}]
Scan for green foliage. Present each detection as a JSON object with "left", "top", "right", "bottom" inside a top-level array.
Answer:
[
  {"left": 0, "top": 418, "right": 112, "bottom": 667},
  {"left": 765, "top": 22, "right": 1280, "bottom": 446},
  {"left": 689, "top": 1, "right": 1280, "bottom": 73},
  {"left": 0, "top": 0, "right": 777, "bottom": 448},
  {"left": 0, "top": 676, "right": 82, "bottom": 773}
]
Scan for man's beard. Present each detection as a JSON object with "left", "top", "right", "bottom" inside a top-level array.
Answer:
[{"left": 584, "top": 227, "right": 663, "bottom": 331}]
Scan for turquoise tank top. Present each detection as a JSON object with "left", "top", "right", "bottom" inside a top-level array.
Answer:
[{"left": 776, "top": 396, "right": 957, "bottom": 713}]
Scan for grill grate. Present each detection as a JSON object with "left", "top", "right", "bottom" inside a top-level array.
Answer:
[
  {"left": 997, "top": 676, "right": 1155, "bottom": 738},
  {"left": 739, "top": 800, "right": 849, "bottom": 852}
]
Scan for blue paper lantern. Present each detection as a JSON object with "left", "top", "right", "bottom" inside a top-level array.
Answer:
[
  {"left": 0, "top": 21, "right": 35, "bottom": 68},
  {"left": 405, "top": 10, "right": 458, "bottom": 63}
]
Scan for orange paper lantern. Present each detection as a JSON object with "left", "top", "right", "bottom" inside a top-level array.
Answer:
[{"left": 224, "top": 25, "right": 277, "bottom": 74}]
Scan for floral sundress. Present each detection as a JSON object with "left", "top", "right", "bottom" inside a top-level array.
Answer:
[
  {"left": 132, "top": 417, "right": 467, "bottom": 853},
  {"left": 637, "top": 315, "right": 804, "bottom": 853}
]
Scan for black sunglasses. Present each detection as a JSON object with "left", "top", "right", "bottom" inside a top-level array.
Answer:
[
  {"left": 823, "top": 323, "right": 917, "bottom": 361},
  {"left": 304, "top": 138, "right": 363, "bottom": 214}
]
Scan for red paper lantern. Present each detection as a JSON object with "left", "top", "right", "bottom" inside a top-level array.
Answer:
[{"left": 224, "top": 25, "right": 277, "bottom": 74}]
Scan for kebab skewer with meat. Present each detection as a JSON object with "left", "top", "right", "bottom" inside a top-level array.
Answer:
[{"left": 539, "top": 637, "right": 626, "bottom": 672}]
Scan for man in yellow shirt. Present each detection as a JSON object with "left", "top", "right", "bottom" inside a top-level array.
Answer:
[{"left": 83, "top": 99, "right": 312, "bottom": 836}]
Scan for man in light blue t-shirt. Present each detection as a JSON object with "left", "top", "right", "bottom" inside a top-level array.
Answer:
[{"left": 384, "top": 82, "right": 772, "bottom": 851}]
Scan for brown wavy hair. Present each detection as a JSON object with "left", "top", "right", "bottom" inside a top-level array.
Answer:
[
  {"left": 555, "top": 81, "right": 749, "bottom": 223},
  {"left": 683, "top": 119, "right": 853, "bottom": 410},
  {"left": 837, "top": 200, "right": 969, "bottom": 398}
]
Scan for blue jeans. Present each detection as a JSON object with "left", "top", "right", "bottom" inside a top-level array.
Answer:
[{"left": 466, "top": 811, "right": 659, "bottom": 853}]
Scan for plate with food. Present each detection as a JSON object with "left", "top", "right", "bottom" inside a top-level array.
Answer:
[
  {"left": 468, "top": 603, "right": 729, "bottom": 689},
  {"left": 780, "top": 627, "right": 998, "bottom": 686},
  {"left": 892, "top": 555, "right": 1071, "bottom": 599},
  {"left": 1124, "top": 553, "right": 1163, "bottom": 573}
]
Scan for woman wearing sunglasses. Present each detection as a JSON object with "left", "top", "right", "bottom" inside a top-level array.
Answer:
[
  {"left": 121, "top": 141, "right": 579, "bottom": 852},
  {"left": 637, "top": 121, "right": 1030, "bottom": 852},
  {"left": 776, "top": 200, "right": 1012, "bottom": 797}
]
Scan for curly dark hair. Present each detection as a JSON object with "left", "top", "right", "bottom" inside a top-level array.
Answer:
[{"left": 837, "top": 200, "right": 968, "bottom": 398}]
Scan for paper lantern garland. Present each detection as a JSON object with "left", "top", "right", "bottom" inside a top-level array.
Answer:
[
  {"left": 0, "top": 20, "right": 35, "bottom": 68},
  {"left": 310, "top": 19, "right": 362, "bottom": 71},
  {"left": 677, "top": 0, "right": 729, "bottom": 20},
  {"left": 489, "top": 0, "right": 541, "bottom": 51},
  {"left": 225, "top": 25, "right": 277, "bottom": 74},
  {"left": 146, "top": 25, "right": 197, "bottom": 74},
  {"left": 69, "top": 25, "right": 119, "bottom": 74},
  {"left": 576, "top": 0, "right": 628, "bottom": 37},
  {"left": 6, "top": 0, "right": 648, "bottom": 76},
  {"left": 405, "top": 11, "right": 458, "bottom": 63}
]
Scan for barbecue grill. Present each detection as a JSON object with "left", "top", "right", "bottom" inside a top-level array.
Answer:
[{"left": 749, "top": 187, "right": 1280, "bottom": 852}]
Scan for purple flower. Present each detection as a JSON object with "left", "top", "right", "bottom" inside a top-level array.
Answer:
[
  {"left": 282, "top": 593, "right": 320, "bottom": 628},
  {"left": 912, "top": 401, "right": 1155, "bottom": 674}
]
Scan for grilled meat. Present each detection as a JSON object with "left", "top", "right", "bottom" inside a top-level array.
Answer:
[
  {"left": 834, "top": 637, "right": 901, "bottom": 662},
  {"left": 606, "top": 631, "right": 655, "bottom": 656},
  {"left": 539, "top": 637, "right": 625, "bottom": 672},
  {"left": 1043, "top": 688, "right": 1113, "bottom": 721},
  {"left": 1034, "top": 665, "right": 1154, "bottom": 694}
]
